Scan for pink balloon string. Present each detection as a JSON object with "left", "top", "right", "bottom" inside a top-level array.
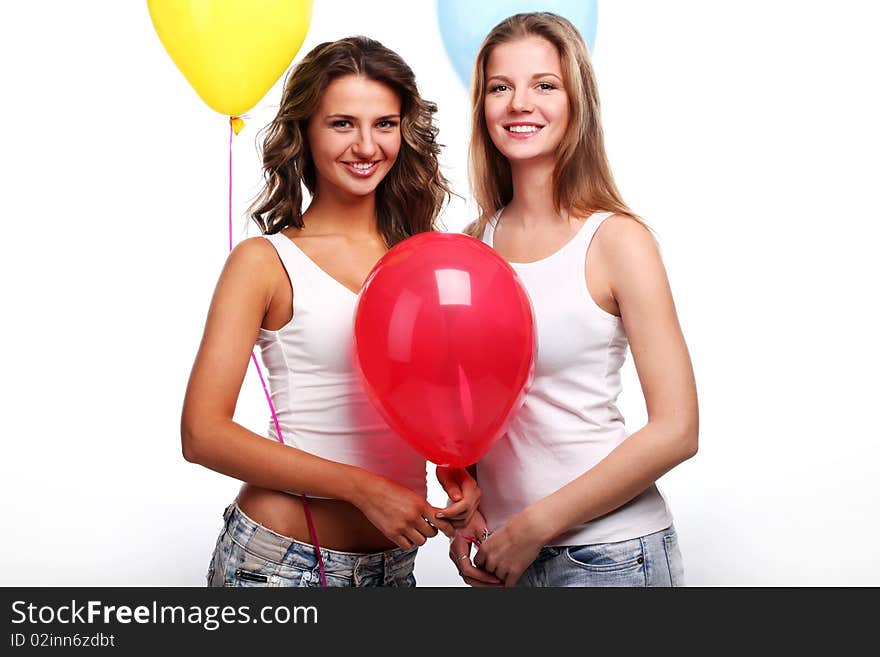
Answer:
[{"left": 228, "top": 118, "right": 327, "bottom": 587}]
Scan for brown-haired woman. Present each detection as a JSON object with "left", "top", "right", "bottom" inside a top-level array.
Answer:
[
  {"left": 451, "top": 13, "right": 699, "bottom": 587},
  {"left": 181, "top": 36, "right": 480, "bottom": 587}
]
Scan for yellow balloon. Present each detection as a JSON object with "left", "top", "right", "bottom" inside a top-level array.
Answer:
[{"left": 147, "top": 0, "right": 313, "bottom": 117}]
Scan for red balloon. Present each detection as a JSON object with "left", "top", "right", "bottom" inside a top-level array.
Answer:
[{"left": 353, "top": 232, "right": 535, "bottom": 467}]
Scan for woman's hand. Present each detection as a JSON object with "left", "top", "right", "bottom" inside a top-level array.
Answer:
[
  {"left": 435, "top": 466, "right": 480, "bottom": 528},
  {"left": 448, "top": 510, "right": 501, "bottom": 587},
  {"left": 350, "top": 472, "right": 455, "bottom": 549},
  {"left": 473, "top": 506, "right": 550, "bottom": 587}
]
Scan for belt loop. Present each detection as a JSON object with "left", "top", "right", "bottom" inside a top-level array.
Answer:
[
  {"left": 383, "top": 551, "right": 394, "bottom": 586},
  {"left": 352, "top": 555, "right": 364, "bottom": 587}
]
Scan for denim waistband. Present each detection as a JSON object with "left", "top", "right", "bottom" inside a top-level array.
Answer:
[{"left": 223, "top": 502, "right": 417, "bottom": 578}]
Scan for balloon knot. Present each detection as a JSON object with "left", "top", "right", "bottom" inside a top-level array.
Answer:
[{"left": 230, "top": 116, "right": 245, "bottom": 135}]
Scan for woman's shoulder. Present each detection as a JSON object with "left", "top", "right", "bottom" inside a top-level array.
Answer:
[
  {"left": 591, "top": 213, "right": 663, "bottom": 273},
  {"left": 594, "top": 213, "right": 658, "bottom": 253},
  {"left": 223, "top": 235, "right": 285, "bottom": 282},
  {"left": 227, "top": 234, "right": 275, "bottom": 260}
]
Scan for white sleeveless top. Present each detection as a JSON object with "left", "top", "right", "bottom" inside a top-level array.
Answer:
[
  {"left": 254, "top": 232, "right": 427, "bottom": 498},
  {"left": 478, "top": 210, "right": 672, "bottom": 545}
]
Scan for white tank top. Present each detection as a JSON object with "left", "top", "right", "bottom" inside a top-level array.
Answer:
[
  {"left": 478, "top": 210, "right": 672, "bottom": 545},
  {"left": 254, "top": 233, "right": 427, "bottom": 498}
]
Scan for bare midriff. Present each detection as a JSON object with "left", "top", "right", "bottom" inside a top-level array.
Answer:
[{"left": 235, "top": 483, "right": 397, "bottom": 553}]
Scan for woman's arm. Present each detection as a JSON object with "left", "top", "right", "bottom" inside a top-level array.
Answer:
[
  {"left": 525, "top": 216, "right": 698, "bottom": 536},
  {"left": 180, "top": 237, "right": 454, "bottom": 546},
  {"left": 474, "top": 216, "right": 699, "bottom": 584}
]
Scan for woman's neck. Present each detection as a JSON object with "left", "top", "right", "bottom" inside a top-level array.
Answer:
[
  {"left": 301, "top": 189, "right": 380, "bottom": 238},
  {"left": 505, "top": 159, "right": 569, "bottom": 229}
]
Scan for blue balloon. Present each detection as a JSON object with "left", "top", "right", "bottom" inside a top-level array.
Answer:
[{"left": 437, "top": 0, "right": 598, "bottom": 88}]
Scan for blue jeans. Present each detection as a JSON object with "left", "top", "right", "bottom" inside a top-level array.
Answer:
[
  {"left": 516, "top": 525, "right": 685, "bottom": 587},
  {"left": 206, "top": 503, "right": 418, "bottom": 587}
]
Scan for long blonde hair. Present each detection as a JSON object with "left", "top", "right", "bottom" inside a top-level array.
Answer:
[{"left": 465, "top": 12, "right": 649, "bottom": 238}]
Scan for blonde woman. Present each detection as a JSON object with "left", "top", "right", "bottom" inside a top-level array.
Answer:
[
  {"left": 182, "top": 37, "right": 479, "bottom": 587},
  {"left": 451, "top": 13, "right": 699, "bottom": 587}
]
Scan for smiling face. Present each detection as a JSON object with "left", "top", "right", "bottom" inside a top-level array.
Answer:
[
  {"left": 483, "top": 36, "right": 570, "bottom": 166},
  {"left": 306, "top": 74, "right": 402, "bottom": 200}
]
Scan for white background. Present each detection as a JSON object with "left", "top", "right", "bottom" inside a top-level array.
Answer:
[{"left": 1, "top": 1, "right": 878, "bottom": 586}]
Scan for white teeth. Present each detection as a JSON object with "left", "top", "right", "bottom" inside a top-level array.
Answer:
[
  {"left": 350, "top": 162, "right": 375, "bottom": 170},
  {"left": 507, "top": 125, "right": 539, "bottom": 133}
]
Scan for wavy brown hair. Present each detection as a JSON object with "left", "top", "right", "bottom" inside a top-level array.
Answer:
[
  {"left": 249, "top": 36, "right": 450, "bottom": 246},
  {"left": 465, "top": 13, "right": 650, "bottom": 239}
]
